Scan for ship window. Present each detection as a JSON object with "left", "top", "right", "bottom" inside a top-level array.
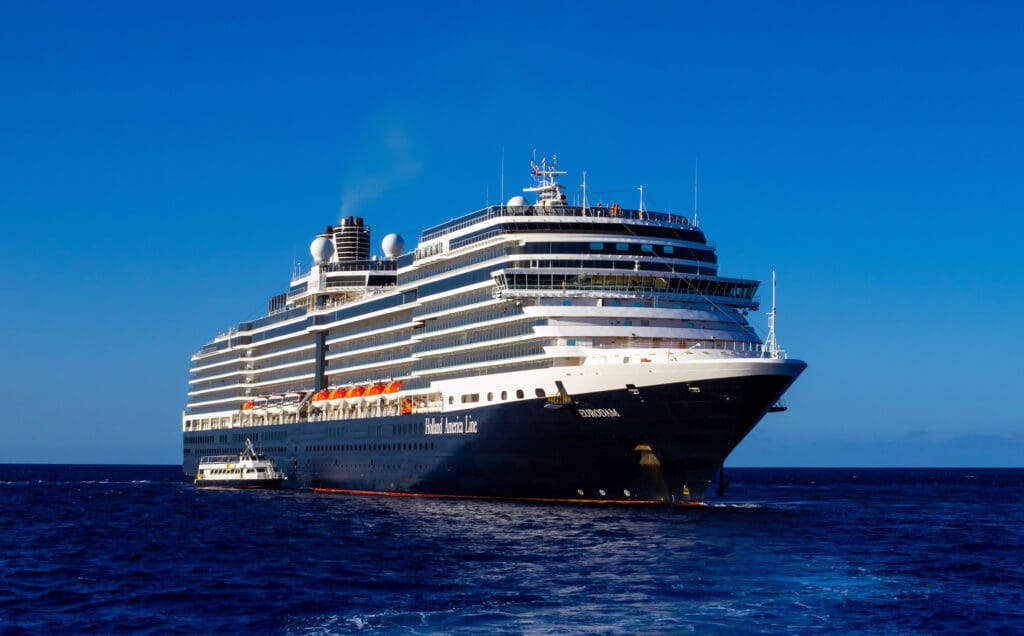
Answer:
[
  {"left": 624, "top": 320, "right": 632, "bottom": 326},
  {"left": 663, "top": 245, "right": 674, "bottom": 254},
  {"left": 516, "top": 389, "right": 524, "bottom": 399},
  {"left": 535, "top": 388, "right": 546, "bottom": 397},
  {"left": 461, "top": 394, "right": 479, "bottom": 403},
  {"left": 487, "top": 392, "right": 493, "bottom": 401},
  {"left": 642, "top": 244, "right": 653, "bottom": 252},
  {"left": 567, "top": 339, "right": 576, "bottom": 346},
  {"left": 448, "top": 396, "right": 454, "bottom": 404},
  {"left": 589, "top": 242, "right": 603, "bottom": 250},
  {"left": 616, "top": 243, "right": 628, "bottom": 251},
  {"left": 501, "top": 390, "right": 508, "bottom": 400}
]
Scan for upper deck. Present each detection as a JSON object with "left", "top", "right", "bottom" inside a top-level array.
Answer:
[{"left": 420, "top": 204, "right": 701, "bottom": 244}]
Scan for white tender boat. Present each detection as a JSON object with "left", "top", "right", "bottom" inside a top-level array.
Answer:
[{"left": 194, "top": 439, "right": 287, "bottom": 489}]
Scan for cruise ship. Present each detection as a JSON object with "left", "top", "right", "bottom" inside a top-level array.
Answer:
[{"left": 183, "top": 158, "right": 806, "bottom": 504}]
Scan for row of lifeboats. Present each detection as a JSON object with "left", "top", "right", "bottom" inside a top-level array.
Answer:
[
  {"left": 240, "top": 381, "right": 412, "bottom": 415},
  {"left": 310, "top": 380, "right": 404, "bottom": 407}
]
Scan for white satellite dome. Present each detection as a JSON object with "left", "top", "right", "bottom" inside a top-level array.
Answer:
[
  {"left": 506, "top": 195, "right": 529, "bottom": 210},
  {"left": 310, "top": 235, "right": 335, "bottom": 264},
  {"left": 381, "top": 233, "right": 405, "bottom": 259}
]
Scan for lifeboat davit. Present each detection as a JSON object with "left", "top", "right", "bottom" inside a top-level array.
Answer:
[
  {"left": 328, "top": 387, "right": 347, "bottom": 408},
  {"left": 282, "top": 391, "right": 304, "bottom": 414}
]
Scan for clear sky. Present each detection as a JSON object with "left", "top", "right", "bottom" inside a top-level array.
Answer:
[{"left": 1, "top": 1, "right": 1021, "bottom": 465}]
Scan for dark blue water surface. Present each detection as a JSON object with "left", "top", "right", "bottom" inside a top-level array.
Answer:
[{"left": 1, "top": 466, "right": 1021, "bottom": 634}]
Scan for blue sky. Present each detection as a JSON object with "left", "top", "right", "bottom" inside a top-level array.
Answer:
[{"left": 1, "top": 2, "right": 1021, "bottom": 465}]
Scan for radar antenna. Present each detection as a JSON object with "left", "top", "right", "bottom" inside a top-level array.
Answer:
[{"left": 523, "top": 155, "right": 567, "bottom": 210}]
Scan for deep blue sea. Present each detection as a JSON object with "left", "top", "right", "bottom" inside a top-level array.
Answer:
[{"left": 1, "top": 466, "right": 1021, "bottom": 634}]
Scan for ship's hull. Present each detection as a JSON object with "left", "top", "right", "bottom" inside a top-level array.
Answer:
[
  {"left": 183, "top": 361, "right": 804, "bottom": 504},
  {"left": 194, "top": 478, "right": 285, "bottom": 489}
]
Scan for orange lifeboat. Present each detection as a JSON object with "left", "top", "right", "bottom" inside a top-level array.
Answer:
[
  {"left": 311, "top": 390, "right": 330, "bottom": 403},
  {"left": 328, "top": 387, "right": 347, "bottom": 407},
  {"left": 241, "top": 400, "right": 255, "bottom": 411},
  {"left": 383, "top": 381, "right": 403, "bottom": 403},
  {"left": 344, "top": 387, "right": 364, "bottom": 407},
  {"left": 348, "top": 380, "right": 368, "bottom": 397},
  {"left": 363, "top": 383, "right": 385, "bottom": 405},
  {"left": 400, "top": 397, "right": 414, "bottom": 415}
]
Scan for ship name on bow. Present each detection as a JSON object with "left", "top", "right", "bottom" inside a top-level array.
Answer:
[{"left": 577, "top": 408, "right": 621, "bottom": 418}]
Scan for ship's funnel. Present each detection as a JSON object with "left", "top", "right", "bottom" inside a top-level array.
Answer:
[{"left": 333, "top": 216, "right": 371, "bottom": 261}]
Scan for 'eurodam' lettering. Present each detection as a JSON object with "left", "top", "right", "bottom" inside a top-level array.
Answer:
[
  {"left": 577, "top": 408, "right": 621, "bottom": 418},
  {"left": 424, "top": 415, "right": 479, "bottom": 435}
]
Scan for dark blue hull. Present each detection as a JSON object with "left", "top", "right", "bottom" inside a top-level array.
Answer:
[{"left": 183, "top": 372, "right": 798, "bottom": 503}]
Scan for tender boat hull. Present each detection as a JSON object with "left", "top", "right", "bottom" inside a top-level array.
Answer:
[{"left": 195, "top": 478, "right": 285, "bottom": 489}]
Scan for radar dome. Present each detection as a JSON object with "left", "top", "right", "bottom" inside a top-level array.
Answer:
[
  {"left": 310, "top": 235, "right": 335, "bottom": 264},
  {"left": 506, "top": 195, "right": 529, "bottom": 210},
  {"left": 381, "top": 233, "right": 405, "bottom": 259}
]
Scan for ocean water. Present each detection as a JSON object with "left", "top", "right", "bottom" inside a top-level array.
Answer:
[{"left": 0, "top": 466, "right": 1021, "bottom": 634}]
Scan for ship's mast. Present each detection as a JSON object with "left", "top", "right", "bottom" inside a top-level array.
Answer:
[
  {"left": 693, "top": 160, "right": 699, "bottom": 227},
  {"left": 523, "top": 155, "right": 567, "bottom": 208},
  {"left": 763, "top": 269, "right": 784, "bottom": 359},
  {"left": 581, "top": 170, "right": 590, "bottom": 215}
]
